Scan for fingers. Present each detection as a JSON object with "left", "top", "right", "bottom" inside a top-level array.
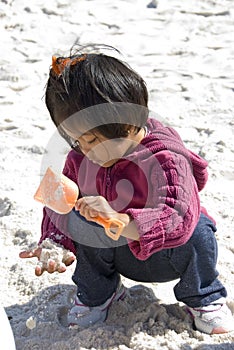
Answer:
[
  {"left": 64, "top": 255, "right": 76, "bottom": 266},
  {"left": 35, "top": 264, "right": 43, "bottom": 277},
  {"left": 20, "top": 244, "right": 75, "bottom": 276},
  {"left": 19, "top": 247, "right": 42, "bottom": 259},
  {"left": 35, "top": 259, "right": 68, "bottom": 276},
  {"left": 77, "top": 196, "right": 116, "bottom": 221},
  {"left": 76, "top": 197, "right": 100, "bottom": 220},
  {"left": 57, "top": 263, "right": 67, "bottom": 273}
]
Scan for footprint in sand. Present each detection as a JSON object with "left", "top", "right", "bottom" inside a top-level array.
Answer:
[{"left": 0, "top": 197, "right": 12, "bottom": 217}]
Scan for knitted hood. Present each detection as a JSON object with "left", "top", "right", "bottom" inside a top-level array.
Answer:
[{"left": 142, "top": 118, "right": 208, "bottom": 192}]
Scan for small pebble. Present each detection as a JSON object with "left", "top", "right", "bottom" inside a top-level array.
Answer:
[
  {"left": 147, "top": 0, "right": 157, "bottom": 9},
  {"left": 26, "top": 316, "right": 36, "bottom": 330}
]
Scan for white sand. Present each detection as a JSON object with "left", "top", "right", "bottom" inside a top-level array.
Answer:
[{"left": 0, "top": 0, "right": 234, "bottom": 349}]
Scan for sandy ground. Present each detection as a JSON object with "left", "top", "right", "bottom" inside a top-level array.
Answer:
[{"left": 0, "top": 0, "right": 234, "bottom": 349}]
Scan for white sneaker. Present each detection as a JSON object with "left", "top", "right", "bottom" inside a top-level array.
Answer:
[
  {"left": 187, "top": 298, "right": 234, "bottom": 334},
  {"left": 67, "top": 283, "right": 126, "bottom": 328}
]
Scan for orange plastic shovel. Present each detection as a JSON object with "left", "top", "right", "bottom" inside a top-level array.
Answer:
[{"left": 34, "top": 167, "right": 125, "bottom": 240}]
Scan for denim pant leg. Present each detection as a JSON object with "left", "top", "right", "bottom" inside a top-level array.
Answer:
[
  {"left": 114, "top": 213, "right": 227, "bottom": 307},
  {"left": 114, "top": 244, "right": 180, "bottom": 283},
  {"left": 69, "top": 211, "right": 226, "bottom": 308},
  {"left": 72, "top": 243, "right": 120, "bottom": 306},
  {"left": 72, "top": 241, "right": 180, "bottom": 307},
  {"left": 68, "top": 211, "right": 124, "bottom": 306},
  {"left": 170, "top": 213, "right": 227, "bottom": 307}
]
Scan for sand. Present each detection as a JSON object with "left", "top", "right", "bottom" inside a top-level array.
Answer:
[{"left": 0, "top": 0, "right": 234, "bottom": 349}]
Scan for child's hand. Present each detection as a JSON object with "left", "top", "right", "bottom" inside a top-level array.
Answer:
[
  {"left": 19, "top": 238, "right": 76, "bottom": 276},
  {"left": 76, "top": 196, "right": 118, "bottom": 222}
]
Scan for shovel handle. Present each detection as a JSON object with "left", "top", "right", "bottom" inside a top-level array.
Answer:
[{"left": 94, "top": 216, "right": 125, "bottom": 240}]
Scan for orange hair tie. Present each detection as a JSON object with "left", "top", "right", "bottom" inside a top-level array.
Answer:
[{"left": 51, "top": 54, "right": 87, "bottom": 76}]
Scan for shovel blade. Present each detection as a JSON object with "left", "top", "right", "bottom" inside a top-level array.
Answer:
[{"left": 34, "top": 167, "right": 78, "bottom": 214}]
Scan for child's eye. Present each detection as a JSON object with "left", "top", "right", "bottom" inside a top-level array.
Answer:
[{"left": 87, "top": 137, "right": 97, "bottom": 144}]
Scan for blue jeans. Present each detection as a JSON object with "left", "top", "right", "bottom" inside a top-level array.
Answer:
[{"left": 69, "top": 213, "right": 227, "bottom": 308}]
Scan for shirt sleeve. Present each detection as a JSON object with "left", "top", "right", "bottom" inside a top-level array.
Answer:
[{"left": 126, "top": 151, "right": 201, "bottom": 260}]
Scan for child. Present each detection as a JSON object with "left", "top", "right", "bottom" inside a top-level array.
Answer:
[{"left": 20, "top": 45, "right": 234, "bottom": 334}]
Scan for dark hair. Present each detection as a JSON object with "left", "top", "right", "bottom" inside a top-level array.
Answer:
[{"left": 45, "top": 45, "right": 149, "bottom": 144}]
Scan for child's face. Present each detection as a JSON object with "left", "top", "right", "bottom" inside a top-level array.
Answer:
[{"left": 64, "top": 128, "right": 144, "bottom": 167}]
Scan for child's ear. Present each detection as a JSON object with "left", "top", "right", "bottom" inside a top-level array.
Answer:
[
  {"left": 126, "top": 126, "right": 134, "bottom": 135},
  {"left": 129, "top": 126, "right": 141, "bottom": 135}
]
